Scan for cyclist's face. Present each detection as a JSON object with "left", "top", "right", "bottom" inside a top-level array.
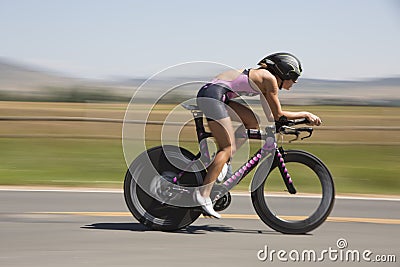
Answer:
[{"left": 282, "top": 79, "right": 296, "bottom": 90}]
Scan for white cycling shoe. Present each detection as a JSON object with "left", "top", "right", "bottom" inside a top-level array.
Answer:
[
  {"left": 216, "top": 163, "right": 233, "bottom": 183},
  {"left": 194, "top": 189, "right": 221, "bottom": 219}
]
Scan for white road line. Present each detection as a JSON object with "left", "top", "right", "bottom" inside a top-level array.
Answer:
[
  {"left": 0, "top": 187, "right": 123, "bottom": 193},
  {"left": 1, "top": 187, "right": 399, "bottom": 201}
]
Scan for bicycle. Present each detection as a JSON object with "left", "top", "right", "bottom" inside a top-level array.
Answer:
[{"left": 124, "top": 104, "right": 335, "bottom": 234}]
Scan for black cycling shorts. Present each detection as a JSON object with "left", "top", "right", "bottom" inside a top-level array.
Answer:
[{"left": 196, "top": 83, "right": 233, "bottom": 121}]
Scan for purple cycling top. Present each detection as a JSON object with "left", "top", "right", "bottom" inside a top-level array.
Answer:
[{"left": 210, "top": 69, "right": 260, "bottom": 100}]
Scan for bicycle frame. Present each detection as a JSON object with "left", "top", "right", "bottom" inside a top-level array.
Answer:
[{"left": 173, "top": 107, "right": 296, "bottom": 195}]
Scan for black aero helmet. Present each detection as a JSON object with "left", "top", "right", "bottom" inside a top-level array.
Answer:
[{"left": 258, "top": 52, "right": 302, "bottom": 82}]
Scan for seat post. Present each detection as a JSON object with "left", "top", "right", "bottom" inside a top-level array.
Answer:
[
  {"left": 192, "top": 111, "right": 212, "bottom": 143},
  {"left": 181, "top": 103, "right": 212, "bottom": 142}
]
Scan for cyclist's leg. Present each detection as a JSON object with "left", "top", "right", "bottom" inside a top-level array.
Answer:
[
  {"left": 196, "top": 84, "right": 236, "bottom": 198},
  {"left": 200, "top": 101, "right": 258, "bottom": 198},
  {"left": 200, "top": 117, "right": 235, "bottom": 197},
  {"left": 227, "top": 100, "right": 260, "bottom": 150}
]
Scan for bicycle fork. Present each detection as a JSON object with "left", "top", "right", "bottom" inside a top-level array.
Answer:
[{"left": 276, "top": 147, "right": 297, "bottom": 194}]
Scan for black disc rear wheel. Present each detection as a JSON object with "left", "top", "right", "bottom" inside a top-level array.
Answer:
[{"left": 124, "top": 145, "right": 205, "bottom": 231}]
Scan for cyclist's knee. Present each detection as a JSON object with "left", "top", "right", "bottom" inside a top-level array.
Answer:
[{"left": 218, "top": 145, "right": 235, "bottom": 161}]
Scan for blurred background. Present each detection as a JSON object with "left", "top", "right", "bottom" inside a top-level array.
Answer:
[{"left": 0, "top": 0, "right": 399, "bottom": 195}]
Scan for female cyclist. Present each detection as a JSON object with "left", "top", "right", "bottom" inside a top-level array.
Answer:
[{"left": 195, "top": 52, "right": 322, "bottom": 218}]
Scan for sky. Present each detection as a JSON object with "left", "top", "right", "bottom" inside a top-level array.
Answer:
[{"left": 1, "top": 0, "right": 399, "bottom": 80}]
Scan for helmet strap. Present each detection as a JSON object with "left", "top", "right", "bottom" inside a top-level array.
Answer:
[{"left": 279, "top": 79, "right": 284, "bottom": 90}]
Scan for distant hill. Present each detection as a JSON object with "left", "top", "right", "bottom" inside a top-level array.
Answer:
[
  {"left": 0, "top": 59, "right": 133, "bottom": 102},
  {"left": 0, "top": 60, "right": 70, "bottom": 91},
  {"left": 279, "top": 77, "right": 400, "bottom": 106},
  {"left": 0, "top": 59, "right": 399, "bottom": 105}
]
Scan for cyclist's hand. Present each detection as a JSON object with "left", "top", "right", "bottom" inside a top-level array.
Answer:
[{"left": 305, "top": 112, "right": 322, "bottom": 126}]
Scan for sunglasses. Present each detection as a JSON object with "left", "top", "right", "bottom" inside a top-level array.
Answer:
[{"left": 288, "top": 71, "right": 300, "bottom": 83}]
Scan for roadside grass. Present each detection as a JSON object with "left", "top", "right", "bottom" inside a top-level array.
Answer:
[
  {"left": 0, "top": 138, "right": 125, "bottom": 187},
  {"left": 0, "top": 138, "right": 399, "bottom": 195},
  {"left": 0, "top": 102, "right": 399, "bottom": 195}
]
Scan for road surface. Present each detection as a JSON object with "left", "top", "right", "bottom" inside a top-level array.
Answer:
[{"left": 0, "top": 188, "right": 399, "bottom": 266}]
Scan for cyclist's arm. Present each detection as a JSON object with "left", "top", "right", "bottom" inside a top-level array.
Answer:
[
  {"left": 250, "top": 68, "right": 321, "bottom": 125},
  {"left": 259, "top": 93, "right": 274, "bottom": 122},
  {"left": 257, "top": 73, "right": 299, "bottom": 119},
  {"left": 263, "top": 87, "right": 308, "bottom": 120},
  {"left": 260, "top": 72, "right": 321, "bottom": 125}
]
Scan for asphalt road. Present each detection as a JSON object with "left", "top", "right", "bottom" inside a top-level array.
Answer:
[{"left": 0, "top": 189, "right": 399, "bottom": 267}]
